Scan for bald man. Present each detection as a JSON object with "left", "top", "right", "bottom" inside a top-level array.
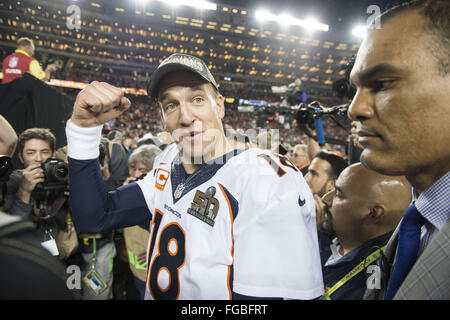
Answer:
[
  {"left": 317, "top": 163, "right": 411, "bottom": 300},
  {"left": 290, "top": 144, "right": 309, "bottom": 175}
]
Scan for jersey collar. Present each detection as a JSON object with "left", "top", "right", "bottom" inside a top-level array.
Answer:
[
  {"left": 170, "top": 149, "right": 246, "bottom": 204},
  {"left": 15, "top": 49, "right": 31, "bottom": 57}
]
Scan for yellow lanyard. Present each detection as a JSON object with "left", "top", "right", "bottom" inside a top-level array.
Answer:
[{"left": 320, "top": 245, "right": 386, "bottom": 300}]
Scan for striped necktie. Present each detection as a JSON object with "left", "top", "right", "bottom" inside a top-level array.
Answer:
[{"left": 385, "top": 204, "right": 425, "bottom": 300}]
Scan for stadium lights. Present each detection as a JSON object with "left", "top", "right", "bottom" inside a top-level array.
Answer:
[
  {"left": 352, "top": 25, "right": 367, "bottom": 38},
  {"left": 158, "top": 0, "right": 217, "bottom": 11},
  {"left": 255, "top": 9, "right": 328, "bottom": 32}
]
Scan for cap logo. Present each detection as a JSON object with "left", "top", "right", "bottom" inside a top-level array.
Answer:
[{"left": 160, "top": 55, "right": 204, "bottom": 74}]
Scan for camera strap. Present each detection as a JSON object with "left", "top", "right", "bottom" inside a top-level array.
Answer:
[{"left": 33, "top": 193, "right": 67, "bottom": 221}]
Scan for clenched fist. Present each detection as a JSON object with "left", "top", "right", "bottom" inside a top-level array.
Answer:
[{"left": 71, "top": 81, "right": 131, "bottom": 127}]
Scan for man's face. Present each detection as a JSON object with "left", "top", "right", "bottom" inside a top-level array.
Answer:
[
  {"left": 304, "top": 157, "right": 332, "bottom": 197},
  {"left": 292, "top": 147, "right": 308, "bottom": 169},
  {"left": 158, "top": 71, "right": 225, "bottom": 163},
  {"left": 19, "top": 139, "right": 54, "bottom": 167},
  {"left": 321, "top": 167, "right": 367, "bottom": 237},
  {"left": 123, "top": 138, "right": 133, "bottom": 149},
  {"left": 348, "top": 11, "right": 450, "bottom": 179},
  {"left": 130, "top": 162, "right": 148, "bottom": 178}
]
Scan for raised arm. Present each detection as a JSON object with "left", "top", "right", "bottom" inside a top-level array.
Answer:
[
  {"left": 0, "top": 115, "right": 18, "bottom": 157},
  {"left": 66, "top": 82, "right": 152, "bottom": 233}
]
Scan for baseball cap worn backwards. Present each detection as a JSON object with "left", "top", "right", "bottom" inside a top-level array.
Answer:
[{"left": 147, "top": 53, "right": 219, "bottom": 100}]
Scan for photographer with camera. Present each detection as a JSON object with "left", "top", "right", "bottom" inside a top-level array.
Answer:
[
  {"left": 271, "top": 78, "right": 304, "bottom": 107},
  {"left": 0, "top": 121, "right": 73, "bottom": 299},
  {"left": 4, "top": 128, "right": 69, "bottom": 257}
]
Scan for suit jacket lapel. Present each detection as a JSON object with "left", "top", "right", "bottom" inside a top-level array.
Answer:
[{"left": 394, "top": 220, "right": 450, "bottom": 300}]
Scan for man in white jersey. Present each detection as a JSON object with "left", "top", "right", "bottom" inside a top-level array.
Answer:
[{"left": 65, "top": 53, "right": 324, "bottom": 300}]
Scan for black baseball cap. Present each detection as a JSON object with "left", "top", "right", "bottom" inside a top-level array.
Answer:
[{"left": 146, "top": 53, "right": 219, "bottom": 100}]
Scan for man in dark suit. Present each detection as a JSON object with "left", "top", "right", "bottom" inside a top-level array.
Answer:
[{"left": 348, "top": 0, "right": 450, "bottom": 299}]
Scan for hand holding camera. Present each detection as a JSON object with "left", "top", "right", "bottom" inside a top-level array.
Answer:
[
  {"left": 18, "top": 163, "right": 45, "bottom": 196},
  {"left": 34, "top": 158, "right": 69, "bottom": 194}
]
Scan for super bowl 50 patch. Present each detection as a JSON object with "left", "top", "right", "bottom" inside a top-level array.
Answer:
[{"left": 187, "top": 187, "right": 219, "bottom": 227}]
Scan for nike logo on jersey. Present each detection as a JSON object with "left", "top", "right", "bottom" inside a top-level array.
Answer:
[
  {"left": 187, "top": 187, "right": 219, "bottom": 227},
  {"left": 298, "top": 195, "right": 306, "bottom": 207}
]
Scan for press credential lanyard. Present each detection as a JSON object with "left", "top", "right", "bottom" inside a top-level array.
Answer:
[
  {"left": 91, "top": 236, "right": 114, "bottom": 272},
  {"left": 320, "top": 245, "right": 386, "bottom": 300}
]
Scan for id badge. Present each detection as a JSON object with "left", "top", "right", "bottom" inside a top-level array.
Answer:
[
  {"left": 82, "top": 269, "right": 108, "bottom": 296},
  {"left": 41, "top": 238, "right": 59, "bottom": 256}
]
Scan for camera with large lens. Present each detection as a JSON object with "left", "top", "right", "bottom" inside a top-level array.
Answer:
[
  {"left": 271, "top": 79, "right": 304, "bottom": 109},
  {"left": 295, "top": 101, "right": 322, "bottom": 129},
  {"left": 34, "top": 158, "right": 69, "bottom": 193},
  {"left": 47, "top": 58, "right": 62, "bottom": 70},
  {"left": 332, "top": 55, "right": 356, "bottom": 100}
]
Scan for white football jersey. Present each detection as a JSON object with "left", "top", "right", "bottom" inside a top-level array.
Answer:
[{"left": 137, "top": 144, "right": 324, "bottom": 300}]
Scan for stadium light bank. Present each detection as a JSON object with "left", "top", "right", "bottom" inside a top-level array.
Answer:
[
  {"left": 156, "top": 0, "right": 217, "bottom": 11},
  {"left": 255, "top": 9, "right": 329, "bottom": 32},
  {"left": 352, "top": 25, "right": 367, "bottom": 39}
]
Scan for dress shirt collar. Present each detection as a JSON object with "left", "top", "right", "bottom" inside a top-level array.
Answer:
[{"left": 414, "top": 171, "right": 450, "bottom": 231}]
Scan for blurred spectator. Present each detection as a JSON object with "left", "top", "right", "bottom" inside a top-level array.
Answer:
[
  {"left": 318, "top": 163, "right": 411, "bottom": 299},
  {"left": 78, "top": 135, "right": 129, "bottom": 300},
  {"left": 305, "top": 151, "right": 348, "bottom": 199},
  {"left": 305, "top": 151, "right": 348, "bottom": 235},
  {"left": 2, "top": 37, "right": 56, "bottom": 84},
  {"left": 347, "top": 121, "right": 363, "bottom": 165},
  {"left": 290, "top": 144, "right": 309, "bottom": 175},
  {"left": 256, "top": 131, "right": 274, "bottom": 150},
  {"left": 101, "top": 137, "right": 129, "bottom": 191},
  {"left": 122, "top": 137, "right": 135, "bottom": 154},
  {"left": 122, "top": 144, "right": 162, "bottom": 299},
  {"left": 107, "top": 130, "right": 123, "bottom": 145}
]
